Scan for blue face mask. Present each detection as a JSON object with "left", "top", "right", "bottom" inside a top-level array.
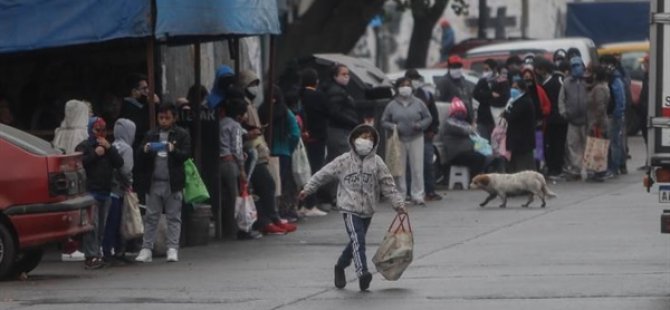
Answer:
[
  {"left": 510, "top": 88, "right": 522, "bottom": 100},
  {"left": 571, "top": 65, "right": 584, "bottom": 78}
]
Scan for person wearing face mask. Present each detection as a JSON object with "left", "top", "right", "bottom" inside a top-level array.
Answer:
[
  {"left": 473, "top": 59, "right": 501, "bottom": 140},
  {"left": 437, "top": 55, "right": 475, "bottom": 123},
  {"left": 535, "top": 58, "right": 568, "bottom": 180},
  {"left": 297, "top": 124, "right": 407, "bottom": 291},
  {"left": 405, "top": 69, "right": 442, "bottom": 201},
  {"left": 381, "top": 78, "right": 433, "bottom": 206},
  {"left": 521, "top": 66, "right": 552, "bottom": 171},
  {"left": 584, "top": 64, "right": 610, "bottom": 182},
  {"left": 558, "top": 56, "right": 589, "bottom": 180},
  {"left": 600, "top": 56, "right": 627, "bottom": 178},
  {"left": 502, "top": 79, "right": 536, "bottom": 173}
]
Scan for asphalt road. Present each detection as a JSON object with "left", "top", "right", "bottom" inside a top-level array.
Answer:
[{"left": 1, "top": 136, "right": 669, "bottom": 310}]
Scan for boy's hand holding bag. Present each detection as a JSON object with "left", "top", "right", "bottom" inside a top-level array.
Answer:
[{"left": 372, "top": 213, "right": 413, "bottom": 281}]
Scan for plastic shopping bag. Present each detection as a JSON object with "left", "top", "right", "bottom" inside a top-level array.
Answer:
[
  {"left": 292, "top": 139, "right": 312, "bottom": 188},
  {"left": 234, "top": 184, "right": 258, "bottom": 233},
  {"left": 583, "top": 135, "right": 610, "bottom": 172},
  {"left": 184, "top": 158, "right": 210, "bottom": 204},
  {"left": 491, "top": 119, "right": 511, "bottom": 161},
  {"left": 372, "top": 213, "right": 413, "bottom": 281},
  {"left": 385, "top": 126, "right": 404, "bottom": 177},
  {"left": 121, "top": 191, "right": 144, "bottom": 240}
]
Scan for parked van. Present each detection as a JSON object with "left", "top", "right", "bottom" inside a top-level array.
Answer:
[{"left": 465, "top": 37, "right": 598, "bottom": 73}]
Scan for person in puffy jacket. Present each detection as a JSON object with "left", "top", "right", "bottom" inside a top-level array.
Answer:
[
  {"left": 558, "top": 56, "right": 588, "bottom": 180},
  {"left": 298, "top": 124, "right": 406, "bottom": 292}
]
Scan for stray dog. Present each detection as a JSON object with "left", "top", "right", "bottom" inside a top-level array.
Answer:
[{"left": 470, "top": 171, "right": 557, "bottom": 208}]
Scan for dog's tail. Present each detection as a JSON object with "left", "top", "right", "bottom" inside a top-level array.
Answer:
[{"left": 542, "top": 184, "right": 557, "bottom": 198}]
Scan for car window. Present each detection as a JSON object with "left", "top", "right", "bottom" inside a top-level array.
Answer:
[{"left": 0, "top": 123, "right": 60, "bottom": 155}]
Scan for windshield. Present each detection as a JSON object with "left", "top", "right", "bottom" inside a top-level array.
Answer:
[{"left": 0, "top": 123, "right": 60, "bottom": 156}]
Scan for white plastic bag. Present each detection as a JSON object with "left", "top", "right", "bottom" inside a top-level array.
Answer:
[
  {"left": 291, "top": 139, "right": 312, "bottom": 188},
  {"left": 234, "top": 185, "right": 258, "bottom": 232},
  {"left": 385, "top": 126, "right": 404, "bottom": 177},
  {"left": 120, "top": 191, "right": 144, "bottom": 240}
]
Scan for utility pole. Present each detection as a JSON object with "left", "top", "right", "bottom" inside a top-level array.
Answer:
[
  {"left": 478, "top": 0, "right": 488, "bottom": 39},
  {"left": 521, "top": 0, "right": 529, "bottom": 38}
]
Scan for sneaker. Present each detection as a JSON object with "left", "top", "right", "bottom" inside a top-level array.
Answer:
[
  {"left": 304, "top": 207, "right": 328, "bottom": 217},
  {"left": 262, "top": 223, "right": 287, "bottom": 235},
  {"left": 359, "top": 271, "right": 372, "bottom": 291},
  {"left": 276, "top": 221, "right": 297, "bottom": 233},
  {"left": 334, "top": 265, "right": 346, "bottom": 289},
  {"left": 619, "top": 166, "right": 628, "bottom": 175},
  {"left": 84, "top": 257, "right": 105, "bottom": 270},
  {"left": 238, "top": 230, "right": 264, "bottom": 240},
  {"left": 166, "top": 248, "right": 178, "bottom": 262},
  {"left": 425, "top": 193, "right": 443, "bottom": 201},
  {"left": 413, "top": 200, "right": 426, "bottom": 207},
  {"left": 604, "top": 171, "right": 618, "bottom": 179},
  {"left": 135, "top": 248, "right": 152, "bottom": 263},
  {"left": 62, "top": 250, "right": 86, "bottom": 262}
]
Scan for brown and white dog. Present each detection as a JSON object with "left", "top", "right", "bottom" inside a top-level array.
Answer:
[{"left": 470, "top": 171, "right": 557, "bottom": 208}]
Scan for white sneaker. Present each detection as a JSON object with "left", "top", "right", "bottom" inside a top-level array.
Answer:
[
  {"left": 304, "top": 208, "right": 328, "bottom": 217},
  {"left": 135, "top": 249, "right": 152, "bottom": 263},
  {"left": 166, "top": 248, "right": 178, "bottom": 262},
  {"left": 61, "top": 250, "right": 86, "bottom": 262}
]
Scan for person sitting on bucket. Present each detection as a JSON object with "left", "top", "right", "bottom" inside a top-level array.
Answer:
[{"left": 298, "top": 124, "right": 407, "bottom": 291}]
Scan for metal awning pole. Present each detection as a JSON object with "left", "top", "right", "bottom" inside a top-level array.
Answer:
[
  {"left": 266, "top": 35, "right": 276, "bottom": 148},
  {"left": 146, "top": 0, "right": 156, "bottom": 129},
  {"left": 193, "top": 43, "right": 202, "bottom": 166}
]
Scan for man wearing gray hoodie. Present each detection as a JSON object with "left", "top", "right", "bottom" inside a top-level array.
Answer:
[
  {"left": 298, "top": 124, "right": 407, "bottom": 291},
  {"left": 103, "top": 118, "right": 136, "bottom": 262}
]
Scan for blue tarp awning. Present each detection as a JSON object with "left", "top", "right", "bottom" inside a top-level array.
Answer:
[
  {"left": 566, "top": 2, "right": 649, "bottom": 46},
  {"left": 0, "top": 0, "right": 281, "bottom": 54}
]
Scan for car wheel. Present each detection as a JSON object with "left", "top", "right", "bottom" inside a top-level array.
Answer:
[
  {"left": 0, "top": 224, "right": 17, "bottom": 280},
  {"left": 626, "top": 107, "right": 641, "bottom": 136},
  {"left": 10, "top": 249, "right": 44, "bottom": 277},
  {"left": 433, "top": 146, "right": 445, "bottom": 184}
]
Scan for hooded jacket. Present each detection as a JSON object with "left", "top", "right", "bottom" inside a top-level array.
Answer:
[
  {"left": 302, "top": 124, "right": 404, "bottom": 218},
  {"left": 558, "top": 75, "right": 588, "bottom": 126},
  {"left": 137, "top": 124, "right": 191, "bottom": 193},
  {"left": 237, "top": 69, "right": 263, "bottom": 129},
  {"left": 381, "top": 94, "right": 432, "bottom": 141},
  {"left": 112, "top": 118, "right": 136, "bottom": 195},
  {"left": 207, "top": 65, "right": 234, "bottom": 109},
  {"left": 53, "top": 100, "right": 90, "bottom": 154},
  {"left": 75, "top": 117, "right": 124, "bottom": 193}
]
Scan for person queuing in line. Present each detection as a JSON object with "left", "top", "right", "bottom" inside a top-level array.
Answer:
[
  {"left": 472, "top": 59, "right": 501, "bottom": 141},
  {"left": 322, "top": 64, "right": 361, "bottom": 208},
  {"left": 259, "top": 85, "right": 301, "bottom": 223},
  {"left": 405, "top": 69, "right": 442, "bottom": 202},
  {"left": 76, "top": 116, "right": 124, "bottom": 269},
  {"left": 135, "top": 102, "right": 191, "bottom": 263},
  {"left": 584, "top": 64, "right": 611, "bottom": 182},
  {"left": 381, "top": 77, "right": 432, "bottom": 206},
  {"left": 298, "top": 124, "right": 407, "bottom": 292},
  {"left": 535, "top": 58, "right": 568, "bottom": 181},
  {"left": 502, "top": 78, "right": 536, "bottom": 173},
  {"left": 520, "top": 65, "right": 552, "bottom": 171},
  {"left": 558, "top": 56, "right": 589, "bottom": 181},
  {"left": 299, "top": 67, "right": 330, "bottom": 216},
  {"left": 104, "top": 118, "right": 136, "bottom": 263},
  {"left": 600, "top": 55, "right": 627, "bottom": 179},
  {"left": 437, "top": 55, "right": 474, "bottom": 123}
]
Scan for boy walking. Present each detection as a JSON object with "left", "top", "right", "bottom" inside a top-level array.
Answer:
[
  {"left": 298, "top": 124, "right": 407, "bottom": 291},
  {"left": 135, "top": 103, "right": 191, "bottom": 263}
]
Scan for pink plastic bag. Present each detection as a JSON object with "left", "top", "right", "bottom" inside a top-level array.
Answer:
[{"left": 491, "top": 119, "right": 511, "bottom": 161}]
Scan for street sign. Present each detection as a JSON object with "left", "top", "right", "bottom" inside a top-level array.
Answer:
[{"left": 659, "top": 185, "right": 670, "bottom": 202}]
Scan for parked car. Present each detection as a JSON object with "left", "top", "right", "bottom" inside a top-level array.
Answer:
[
  {"left": 387, "top": 68, "right": 480, "bottom": 183},
  {"left": 598, "top": 41, "right": 649, "bottom": 135},
  {"left": 463, "top": 37, "right": 598, "bottom": 74},
  {"left": 0, "top": 123, "right": 94, "bottom": 279}
]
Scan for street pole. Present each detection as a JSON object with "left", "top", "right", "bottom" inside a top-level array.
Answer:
[{"left": 478, "top": 0, "right": 487, "bottom": 39}]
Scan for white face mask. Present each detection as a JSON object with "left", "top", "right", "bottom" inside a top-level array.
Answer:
[
  {"left": 411, "top": 80, "right": 422, "bottom": 89},
  {"left": 335, "top": 75, "right": 350, "bottom": 86},
  {"left": 449, "top": 68, "right": 463, "bottom": 79},
  {"left": 246, "top": 85, "right": 259, "bottom": 97},
  {"left": 398, "top": 86, "right": 412, "bottom": 97},
  {"left": 354, "top": 138, "right": 374, "bottom": 156},
  {"left": 481, "top": 71, "right": 493, "bottom": 79}
]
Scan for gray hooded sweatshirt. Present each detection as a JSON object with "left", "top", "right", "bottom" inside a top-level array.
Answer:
[
  {"left": 112, "top": 118, "right": 136, "bottom": 195},
  {"left": 302, "top": 124, "right": 404, "bottom": 218}
]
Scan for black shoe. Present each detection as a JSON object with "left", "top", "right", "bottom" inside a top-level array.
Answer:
[
  {"left": 334, "top": 265, "right": 346, "bottom": 289},
  {"left": 359, "top": 271, "right": 372, "bottom": 291}
]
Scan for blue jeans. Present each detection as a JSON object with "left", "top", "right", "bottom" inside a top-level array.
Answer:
[
  {"left": 608, "top": 117, "right": 624, "bottom": 174},
  {"left": 82, "top": 191, "right": 110, "bottom": 258},
  {"left": 103, "top": 195, "right": 123, "bottom": 257},
  {"left": 337, "top": 213, "right": 372, "bottom": 277}
]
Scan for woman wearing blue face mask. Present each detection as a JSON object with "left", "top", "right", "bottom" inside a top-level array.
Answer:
[
  {"left": 502, "top": 79, "right": 537, "bottom": 173},
  {"left": 381, "top": 77, "right": 433, "bottom": 206}
]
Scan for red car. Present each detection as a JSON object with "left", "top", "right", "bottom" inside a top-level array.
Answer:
[{"left": 0, "top": 123, "right": 94, "bottom": 279}]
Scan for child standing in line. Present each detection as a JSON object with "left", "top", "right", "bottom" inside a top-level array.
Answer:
[
  {"left": 135, "top": 102, "right": 191, "bottom": 263},
  {"left": 298, "top": 124, "right": 407, "bottom": 291}
]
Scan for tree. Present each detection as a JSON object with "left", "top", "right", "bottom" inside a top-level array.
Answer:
[
  {"left": 398, "top": 0, "right": 469, "bottom": 69},
  {"left": 276, "top": 0, "right": 387, "bottom": 73}
]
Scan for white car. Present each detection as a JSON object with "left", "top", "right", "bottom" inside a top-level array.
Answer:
[{"left": 386, "top": 69, "right": 480, "bottom": 183}]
